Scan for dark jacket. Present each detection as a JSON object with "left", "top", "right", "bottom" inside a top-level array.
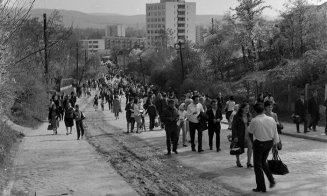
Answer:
[
  {"left": 206, "top": 108, "right": 223, "bottom": 130},
  {"left": 232, "top": 114, "right": 250, "bottom": 149},
  {"left": 125, "top": 102, "right": 133, "bottom": 118},
  {"left": 146, "top": 105, "right": 157, "bottom": 117},
  {"left": 295, "top": 99, "right": 307, "bottom": 117},
  {"left": 161, "top": 106, "right": 178, "bottom": 128}
]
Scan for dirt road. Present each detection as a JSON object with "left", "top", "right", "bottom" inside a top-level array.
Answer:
[{"left": 84, "top": 100, "right": 238, "bottom": 196}]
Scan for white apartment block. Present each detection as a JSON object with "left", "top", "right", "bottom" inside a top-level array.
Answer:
[{"left": 146, "top": 0, "right": 196, "bottom": 48}]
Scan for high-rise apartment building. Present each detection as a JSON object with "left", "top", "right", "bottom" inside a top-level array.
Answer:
[{"left": 146, "top": 0, "right": 196, "bottom": 47}]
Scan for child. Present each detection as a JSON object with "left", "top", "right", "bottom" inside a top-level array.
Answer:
[{"left": 94, "top": 94, "right": 99, "bottom": 111}]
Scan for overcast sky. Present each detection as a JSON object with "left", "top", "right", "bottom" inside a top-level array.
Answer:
[{"left": 33, "top": 0, "right": 327, "bottom": 16}]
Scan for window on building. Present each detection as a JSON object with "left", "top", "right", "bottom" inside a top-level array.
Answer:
[
  {"left": 178, "top": 11, "right": 185, "bottom": 15},
  {"left": 178, "top": 29, "right": 185, "bottom": 33},
  {"left": 148, "top": 12, "right": 150, "bottom": 16}
]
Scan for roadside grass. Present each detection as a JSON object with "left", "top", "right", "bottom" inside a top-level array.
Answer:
[{"left": 0, "top": 121, "right": 24, "bottom": 193}]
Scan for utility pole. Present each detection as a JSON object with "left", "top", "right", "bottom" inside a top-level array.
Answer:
[
  {"left": 43, "top": 13, "right": 48, "bottom": 86},
  {"left": 76, "top": 42, "right": 79, "bottom": 85},
  {"left": 178, "top": 41, "right": 185, "bottom": 81},
  {"left": 211, "top": 18, "right": 214, "bottom": 34}
]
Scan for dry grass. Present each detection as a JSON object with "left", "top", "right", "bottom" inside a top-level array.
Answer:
[{"left": 0, "top": 121, "right": 24, "bottom": 193}]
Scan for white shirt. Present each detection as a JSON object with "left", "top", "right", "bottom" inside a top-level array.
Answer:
[
  {"left": 186, "top": 103, "right": 204, "bottom": 123},
  {"left": 248, "top": 114, "right": 279, "bottom": 144}
]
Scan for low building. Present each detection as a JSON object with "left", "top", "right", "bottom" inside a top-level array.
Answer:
[
  {"left": 103, "top": 36, "right": 146, "bottom": 50},
  {"left": 105, "top": 25, "right": 126, "bottom": 37},
  {"left": 80, "top": 39, "right": 106, "bottom": 54}
]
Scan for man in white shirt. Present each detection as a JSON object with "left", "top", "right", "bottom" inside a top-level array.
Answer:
[
  {"left": 186, "top": 95, "right": 205, "bottom": 152},
  {"left": 248, "top": 103, "right": 279, "bottom": 193}
]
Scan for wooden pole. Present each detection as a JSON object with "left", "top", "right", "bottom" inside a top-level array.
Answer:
[{"left": 43, "top": 13, "right": 48, "bottom": 86}]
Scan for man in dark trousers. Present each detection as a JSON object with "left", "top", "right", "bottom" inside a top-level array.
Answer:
[
  {"left": 145, "top": 100, "right": 157, "bottom": 131},
  {"left": 206, "top": 100, "right": 223, "bottom": 152},
  {"left": 294, "top": 93, "right": 308, "bottom": 133},
  {"left": 125, "top": 97, "right": 134, "bottom": 133},
  {"left": 308, "top": 90, "right": 320, "bottom": 131},
  {"left": 248, "top": 103, "right": 279, "bottom": 193},
  {"left": 73, "top": 104, "right": 85, "bottom": 140},
  {"left": 161, "top": 99, "right": 179, "bottom": 155}
]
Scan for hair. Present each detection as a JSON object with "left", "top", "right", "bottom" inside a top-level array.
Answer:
[
  {"left": 229, "top": 96, "right": 234, "bottom": 101},
  {"left": 236, "top": 103, "right": 249, "bottom": 117},
  {"left": 264, "top": 100, "right": 273, "bottom": 108},
  {"left": 211, "top": 99, "right": 218, "bottom": 105},
  {"left": 191, "top": 95, "right": 199, "bottom": 100},
  {"left": 75, "top": 104, "right": 79, "bottom": 109},
  {"left": 134, "top": 98, "right": 139, "bottom": 104},
  {"left": 253, "top": 103, "right": 265, "bottom": 114}
]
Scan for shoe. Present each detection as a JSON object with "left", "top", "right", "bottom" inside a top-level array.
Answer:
[
  {"left": 173, "top": 150, "right": 178, "bottom": 154},
  {"left": 66, "top": 133, "right": 69, "bottom": 135},
  {"left": 247, "top": 163, "right": 254, "bottom": 168},
  {"left": 270, "top": 182, "right": 276, "bottom": 189},
  {"left": 236, "top": 162, "right": 243, "bottom": 168},
  {"left": 198, "top": 149, "right": 204, "bottom": 153},
  {"left": 77, "top": 138, "right": 80, "bottom": 140},
  {"left": 183, "top": 144, "right": 188, "bottom": 147},
  {"left": 217, "top": 148, "right": 221, "bottom": 152},
  {"left": 308, "top": 126, "right": 312, "bottom": 130},
  {"left": 297, "top": 131, "right": 301, "bottom": 133},
  {"left": 192, "top": 148, "right": 196, "bottom": 152},
  {"left": 165, "top": 152, "right": 171, "bottom": 155},
  {"left": 252, "top": 188, "right": 266, "bottom": 193},
  {"left": 210, "top": 147, "right": 213, "bottom": 150}
]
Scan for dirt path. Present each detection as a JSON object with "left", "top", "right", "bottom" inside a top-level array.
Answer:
[{"left": 84, "top": 100, "right": 237, "bottom": 196}]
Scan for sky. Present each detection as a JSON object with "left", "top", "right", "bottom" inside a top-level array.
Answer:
[{"left": 33, "top": 0, "right": 327, "bottom": 16}]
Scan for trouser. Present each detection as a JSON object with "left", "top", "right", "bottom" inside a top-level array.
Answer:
[
  {"left": 325, "top": 114, "right": 327, "bottom": 134},
  {"left": 130, "top": 117, "right": 135, "bottom": 131},
  {"left": 159, "top": 115, "right": 165, "bottom": 129},
  {"left": 253, "top": 140, "right": 275, "bottom": 191},
  {"left": 178, "top": 121, "right": 186, "bottom": 145},
  {"left": 296, "top": 116, "right": 307, "bottom": 132},
  {"left": 208, "top": 127, "right": 220, "bottom": 150},
  {"left": 308, "top": 114, "right": 319, "bottom": 131},
  {"left": 165, "top": 126, "right": 178, "bottom": 152},
  {"left": 76, "top": 120, "right": 85, "bottom": 139},
  {"left": 149, "top": 115, "right": 156, "bottom": 130},
  {"left": 108, "top": 101, "right": 113, "bottom": 110},
  {"left": 189, "top": 122, "right": 203, "bottom": 151}
]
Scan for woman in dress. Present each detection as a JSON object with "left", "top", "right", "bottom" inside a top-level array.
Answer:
[
  {"left": 231, "top": 103, "right": 253, "bottom": 168},
  {"left": 133, "top": 98, "right": 142, "bottom": 133},
  {"left": 112, "top": 95, "right": 122, "bottom": 120},
  {"left": 178, "top": 103, "right": 187, "bottom": 147},
  {"left": 64, "top": 103, "right": 75, "bottom": 135}
]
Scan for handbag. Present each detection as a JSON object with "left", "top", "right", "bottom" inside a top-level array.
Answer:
[
  {"left": 47, "top": 124, "right": 52, "bottom": 130},
  {"left": 268, "top": 150, "right": 289, "bottom": 175},
  {"left": 277, "top": 123, "right": 283, "bottom": 134},
  {"left": 230, "top": 142, "right": 243, "bottom": 155}
]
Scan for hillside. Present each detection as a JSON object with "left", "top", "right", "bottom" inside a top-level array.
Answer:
[{"left": 29, "top": 9, "right": 223, "bottom": 29}]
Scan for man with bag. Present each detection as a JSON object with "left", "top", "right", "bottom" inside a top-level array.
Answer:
[{"left": 248, "top": 103, "right": 280, "bottom": 193}]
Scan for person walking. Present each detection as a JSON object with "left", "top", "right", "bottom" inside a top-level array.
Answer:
[
  {"left": 133, "top": 98, "right": 142, "bottom": 133},
  {"left": 186, "top": 95, "right": 205, "bottom": 153},
  {"left": 308, "top": 90, "right": 320, "bottom": 131},
  {"left": 93, "top": 94, "right": 99, "bottom": 111},
  {"left": 64, "top": 103, "right": 75, "bottom": 135},
  {"left": 248, "top": 103, "right": 279, "bottom": 193},
  {"left": 112, "top": 95, "right": 122, "bottom": 120},
  {"left": 48, "top": 104, "right": 60, "bottom": 135},
  {"left": 294, "top": 93, "right": 308, "bottom": 133},
  {"left": 225, "top": 96, "right": 236, "bottom": 129},
  {"left": 231, "top": 103, "right": 253, "bottom": 168},
  {"left": 146, "top": 100, "right": 157, "bottom": 131},
  {"left": 125, "top": 97, "right": 134, "bottom": 133},
  {"left": 206, "top": 100, "right": 223, "bottom": 152},
  {"left": 177, "top": 103, "right": 187, "bottom": 147},
  {"left": 73, "top": 104, "right": 85, "bottom": 140},
  {"left": 162, "top": 99, "right": 179, "bottom": 155}
]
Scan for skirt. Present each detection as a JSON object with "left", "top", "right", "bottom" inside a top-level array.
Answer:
[{"left": 64, "top": 117, "right": 74, "bottom": 127}]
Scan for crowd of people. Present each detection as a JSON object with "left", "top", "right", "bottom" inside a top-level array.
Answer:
[{"left": 47, "top": 66, "right": 326, "bottom": 193}]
